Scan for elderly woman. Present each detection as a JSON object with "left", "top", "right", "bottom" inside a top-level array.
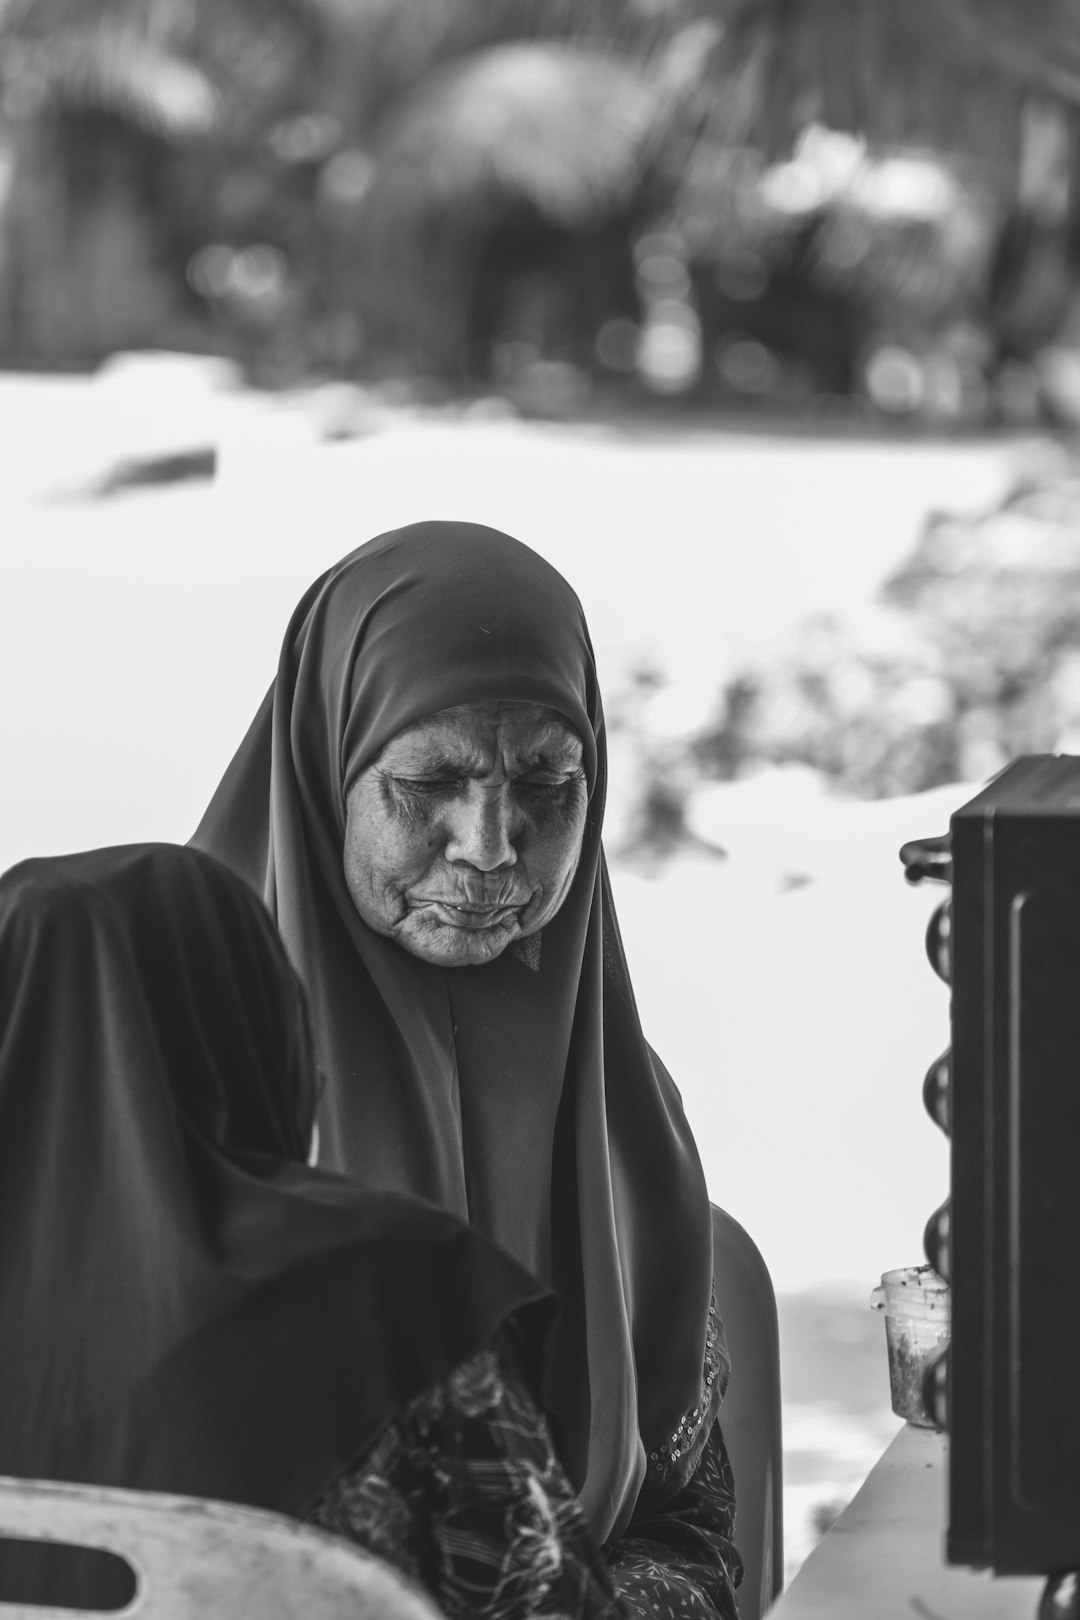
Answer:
[
  {"left": 0, "top": 843, "right": 626, "bottom": 1618},
  {"left": 194, "top": 522, "right": 743, "bottom": 1618}
]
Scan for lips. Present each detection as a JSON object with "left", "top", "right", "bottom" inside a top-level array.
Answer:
[{"left": 415, "top": 899, "right": 521, "bottom": 930}]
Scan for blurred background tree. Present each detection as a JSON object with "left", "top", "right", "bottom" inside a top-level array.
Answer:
[
  {"left": 6, "top": 0, "right": 1080, "bottom": 415},
  {"left": 0, "top": 0, "right": 719, "bottom": 384}
]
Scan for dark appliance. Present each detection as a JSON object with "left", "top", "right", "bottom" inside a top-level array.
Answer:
[{"left": 902, "top": 755, "right": 1080, "bottom": 1611}]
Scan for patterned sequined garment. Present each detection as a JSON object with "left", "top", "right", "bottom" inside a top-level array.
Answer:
[
  {"left": 307, "top": 1329, "right": 742, "bottom": 1619},
  {"left": 609, "top": 1420, "right": 743, "bottom": 1620},
  {"left": 646, "top": 1293, "right": 729, "bottom": 1487},
  {"left": 308, "top": 1334, "right": 623, "bottom": 1618}
]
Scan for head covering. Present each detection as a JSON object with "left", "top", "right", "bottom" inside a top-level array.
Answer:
[
  {"left": 0, "top": 844, "right": 550, "bottom": 1539},
  {"left": 193, "top": 521, "right": 716, "bottom": 1541}
]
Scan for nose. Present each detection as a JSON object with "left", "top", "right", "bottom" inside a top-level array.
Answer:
[{"left": 444, "top": 784, "right": 518, "bottom": 871}]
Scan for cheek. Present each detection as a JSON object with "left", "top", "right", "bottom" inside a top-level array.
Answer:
[
  {"left": 529, "top": 797, "right": 588, "bottom": 888},
  {"left": 344, "top": 789, "right": 441, "bottom": 916},
  {"left": 366, "top": 825, "right": 440, "bottom": 894}
]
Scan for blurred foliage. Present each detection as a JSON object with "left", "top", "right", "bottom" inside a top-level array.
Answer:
[
  {"left": 609, "top": 445, "right": 1080, "bottom": 860},
  {"left": 693, "top": 611, "right": 960, "bottom": 800},
  {"left": 882, "top": 455, "right": 1080, "bottom": 773},
  {"left": 6, "top": 0, "right": 1080, "bottom": 411},
  {"left": 719, "top": 0, "right": 1033, "bottom": 171},
  {"left": 0, "top": 0, "right": 726, "bottom": 376}
]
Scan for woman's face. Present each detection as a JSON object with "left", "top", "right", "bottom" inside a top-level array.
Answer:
[{"left": 343, "top": 701, "right": 588, "bottom": 966}]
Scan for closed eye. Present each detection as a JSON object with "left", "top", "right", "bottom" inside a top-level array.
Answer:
[
  {"left": 517, "top": 780, "right": 572, "bottom": 799},
  {"left": 389, "top": 771, "right": 583, "bottom": 800},
  {"left": 393, "top": 776, "right": 464, "bottom": 798},
  {"left": 517, "top": 772, "right": 584, "bottom": 800}
]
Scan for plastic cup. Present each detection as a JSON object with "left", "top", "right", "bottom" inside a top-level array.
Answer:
[{"left": 870, "top": 1264, "right": 950, "bottom": 1427}]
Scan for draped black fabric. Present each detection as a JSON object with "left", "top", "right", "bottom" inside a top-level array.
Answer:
[
  {"left": 0, "top": 844, "right": 551, "bottom": 1566},
  {"left": 192, "top": 521, "right": 716, "bottom": 1542}
]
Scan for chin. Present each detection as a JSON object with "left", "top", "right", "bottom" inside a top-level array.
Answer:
[{"left": 397, "top": 920, "right": 521, "bottom": 967}]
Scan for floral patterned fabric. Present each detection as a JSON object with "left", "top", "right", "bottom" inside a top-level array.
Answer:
[
  {"left": 306, "top": 1333, "right": 741, "bottom": 1620},
  {"left": 609, "top": 1420, "right": 742, "bottom": 1620}
]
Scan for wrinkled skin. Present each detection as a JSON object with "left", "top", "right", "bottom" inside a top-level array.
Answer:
[{"left": 344, "top": 702, "right": 588, "bottom": 967}]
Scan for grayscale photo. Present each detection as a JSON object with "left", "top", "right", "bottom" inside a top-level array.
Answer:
[{"left": 0, "top": 5, "right": 1076, "bottom": 1618}]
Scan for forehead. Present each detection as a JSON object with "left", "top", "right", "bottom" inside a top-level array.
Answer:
[{"left": 377, "top": 702, "right": 583, "bottom": 769}]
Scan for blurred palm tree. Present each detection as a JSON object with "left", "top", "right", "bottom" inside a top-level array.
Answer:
[
  {"left": 0, "top": 0, "right": 322, "bottom": 359},
  {"left": 0, "top": 0, "right": 713, "bottom": 176},
  {"left": 0, "top": 0, "right": 349, "bottom": 134},
  {"left": 344, "top": 20, "right": 721, "bottom": 378},
  {"left": 0, "top": 0, "right": 721, "bottom": 367},
  {"left": 0, "top": 0, "right": 215, "bottom": 139},
  {"left": 8, "top": 0, "right": 1080, "bottom": 378},
  {"left": 713, "top": 0, "right": 1080, "bottom": 164},
  {"left": 697, "top": 0, "right": 1080, "bottom": 403}
]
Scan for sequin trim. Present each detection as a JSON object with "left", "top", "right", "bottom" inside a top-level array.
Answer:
[{"left": 646, "top": 1292, "right": 724, "bottom": 1479}]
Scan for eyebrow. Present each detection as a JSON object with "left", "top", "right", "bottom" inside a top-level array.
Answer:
[
  {"left": 389, "top": 752, "right": 468, "bottom": 776},
  {"left": 525, "top": 750, "right": 583, "bottom": 773}
]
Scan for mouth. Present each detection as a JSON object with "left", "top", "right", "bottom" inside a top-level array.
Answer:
[{"left": 413, "top": 899, "right": 522, "bottom": 930}]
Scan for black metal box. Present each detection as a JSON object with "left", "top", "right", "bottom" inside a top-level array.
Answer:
[{"left": 948, "top": 755, "right": 1080, "bottom": 1573}]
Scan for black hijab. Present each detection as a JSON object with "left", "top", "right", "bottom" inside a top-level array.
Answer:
[
  {"left": 193, "top": 521, "right": 718, "bottom": 1540},
  {"left": 0, "top": 843, "right": 550, "bottom": 1524}
]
